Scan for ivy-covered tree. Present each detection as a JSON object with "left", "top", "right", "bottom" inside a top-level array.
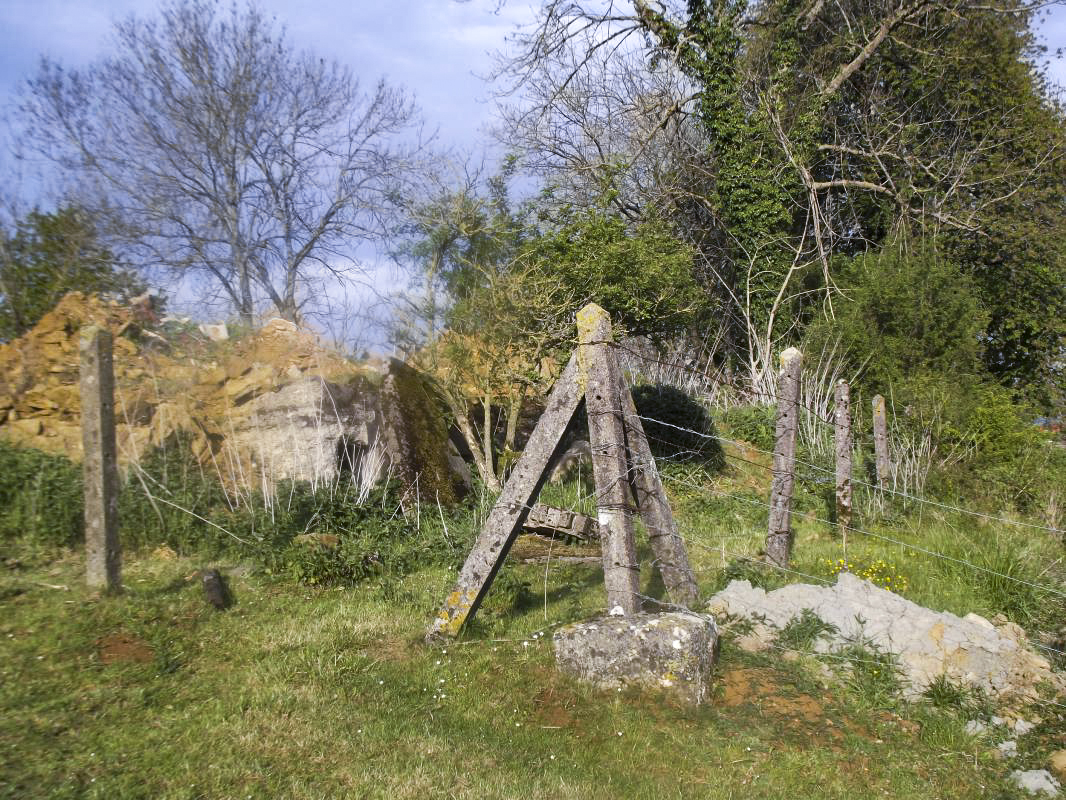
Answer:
[
  {"left": 0, "top": 207, "right": 142, "bottom": 341},
  {"left": 498, "top": 0, "right": 1065, "bottom": 403}
]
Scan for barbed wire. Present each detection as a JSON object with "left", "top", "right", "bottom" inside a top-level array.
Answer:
[
  {"left": 655, "top": 468, "right": 1066, "bottom": 601},
  {"left": 629, "top": 410, "right": 1064, "bottom": 536}
]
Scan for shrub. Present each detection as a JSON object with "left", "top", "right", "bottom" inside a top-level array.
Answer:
[
  {"left": 719, "top": 404, "right": 776, "bottom": 451},
  {"left": 630, "top": 383, "right": 724, "bottom": 468},
  {"left": 0, "top": 440, "right": 83, "bottom": 553},
  {"left": 264, "top": 482, "right": 474, "bottom": 588}
]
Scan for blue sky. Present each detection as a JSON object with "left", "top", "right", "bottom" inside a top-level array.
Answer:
[
  {"left": 3, "top": 0, "right": 1063, "bottom": 193},
  {"left": 1, "top": 0, "right": 1063, "bottom": 340},
  {"left": 0, "top": 0, "right": 535, "bottom": 203}
]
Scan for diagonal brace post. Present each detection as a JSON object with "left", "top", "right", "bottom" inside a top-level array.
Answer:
[{"left": 427, "top": 353, "right": 583, "bottom": 640}]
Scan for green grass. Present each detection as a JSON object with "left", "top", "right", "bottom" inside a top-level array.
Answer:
[
  {"left": 1, "top": 435, "right": 1063, "bottom": 798},
  {"left": 1, "top": 543, "right": 1051, "bottom": 800}
]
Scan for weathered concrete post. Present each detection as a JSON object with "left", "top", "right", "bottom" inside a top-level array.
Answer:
[
  {"left": 80, "top": 326, "right": 121, "bottom": 591},
  {"left": 834, "top": 380, "right": 852, "bottom": 537},
  {"left": 619, "top": 384, "right": 699, "bottom": 609},
  {"left": 765, "top": 347, "right": 802, "bottom": 568},
  {"left": 427, "top": 353, "right": 583, "bottom": 639},
  {"left": 872, "top": 394, "right": 891, "bottom": 490},
  {"left": 577, "top": 304, "right": 641, "bottom": 615}
]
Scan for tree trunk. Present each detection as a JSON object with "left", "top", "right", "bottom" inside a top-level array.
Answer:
[{"left": 445, "top": 393, "right": 501, "bottom": 492}]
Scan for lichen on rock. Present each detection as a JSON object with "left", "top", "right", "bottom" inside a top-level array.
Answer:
[{"left": 553, "top": 611, "right": 719, "bottom": 704}]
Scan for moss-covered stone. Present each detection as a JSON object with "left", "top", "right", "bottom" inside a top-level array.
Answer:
[{"left": 382, "top": 359, "right": 460, "bottom": 506}]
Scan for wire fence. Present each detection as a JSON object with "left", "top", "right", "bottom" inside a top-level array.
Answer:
[{"left": 627, "top": 409, "right": 1064, "bottom": 537}]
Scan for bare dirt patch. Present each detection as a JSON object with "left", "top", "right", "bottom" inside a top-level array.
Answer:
[
  {"left": 96, "top": 632, "right": 154, "bottom": 664},
  {"left": 530, "top": 682, "right": 582, "bottom": 730}
]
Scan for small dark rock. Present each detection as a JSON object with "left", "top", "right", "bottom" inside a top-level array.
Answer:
[{"left": 201, "top": 568, "right": 232, "bottom": 610}]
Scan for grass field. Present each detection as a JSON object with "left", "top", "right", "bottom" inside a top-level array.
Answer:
[{"left": 2, "top": 439, "right": 1064, "bottom": 799}]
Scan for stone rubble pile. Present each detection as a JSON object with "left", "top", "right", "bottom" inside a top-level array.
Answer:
[
  {"left": 708, "top": 572, "right": 1065, "bottom": 702},
  {"left": 0, "top": 292, "right": 467, "bottom": 502}
]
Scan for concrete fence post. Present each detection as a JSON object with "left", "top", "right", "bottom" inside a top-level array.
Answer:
[
  {"left": 577, "top": 304, "right": 641, "bottom": 615},
  {"left": 834, "top": 380, "right": 852, "bottom": 537},
  {"left": 872, "top": 394, "right": 892, "bottom": 491},
  {"left": 80, "top": 326, "right": 121, "bottom": 592},
  {"left": 766, "top": 347, "right": 802, "bottom": 568}
]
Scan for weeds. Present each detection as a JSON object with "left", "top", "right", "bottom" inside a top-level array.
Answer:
[
  {"left": 0, "top": 441, "right": 83, "bottom": 555},
  {"left": 835, "top": 639, "right": 902, "bottom": 708},
  {"left": 777, "top": 609, "right": 837, "bottom": 652}
]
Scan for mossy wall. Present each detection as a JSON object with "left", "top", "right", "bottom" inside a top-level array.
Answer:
[{"left": 386, "top": 359, "right": 459, "bottom": 506}]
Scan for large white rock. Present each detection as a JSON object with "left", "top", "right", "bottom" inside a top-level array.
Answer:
[
  {"left": 708, "top": 573, "right": 1064, "bottom": 701},
  {"left": 1010, "top": 769, "right": 1061, "bottom": 797},
  {"left": 226, "top": 377, "right": 382, "bottom": 486}
]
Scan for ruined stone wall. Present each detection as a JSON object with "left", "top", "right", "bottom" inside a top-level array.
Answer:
[{"left": 0, "top": 293, "right": 466, "bottom": 503}]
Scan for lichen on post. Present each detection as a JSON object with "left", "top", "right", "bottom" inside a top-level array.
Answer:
[{"left": 426, "top": 353, "right": 583, "bottom": 640}]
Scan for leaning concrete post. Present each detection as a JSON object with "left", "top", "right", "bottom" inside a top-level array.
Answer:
[
  {"left": 765, "top": 347, "right": 802, "bottom": 568},
  {"left": 577, "top": 304, "right": 641, "bottom": 615},
  {"left": 427, "top": 353, "right": 583, "bottom": 639},
  {"left": 80, "top": 326, "right": 121, "bottom": 591},
  {"left": 620, "top": 383, "right": 699, "bottom": 609},
  {"left": 872, "top": 394, "right": 891, "bottom": 490},
  {"left": 834, "top": 380, "right": 852, "bottom": 537}
]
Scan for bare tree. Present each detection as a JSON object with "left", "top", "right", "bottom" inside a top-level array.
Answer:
[
  {"left": 493, "top": 0, "right": 1064, "bottom": 389},
  {"left": 20, "top": 0, "right": 424, "bottom": 325}
]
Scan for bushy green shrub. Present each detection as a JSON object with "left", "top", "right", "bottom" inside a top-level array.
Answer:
[
  {"left": 630, "top": 384, "right": 724, "bottom": 468},
  {"left": 258, "top": 482, "right": 474, "bottom": 588},
  {"left": 719, "top": 404, "right": 776, "bottom": 451},
  {"left": 807, "top": 242, "right": 987, "bottom": 394},
  {"left": 885, "top": 375, "right": 1063, "bottom": 513},
  {"left": 0, "top": 441, "right": 83, "bottom": 552},
  {"left": 120, "top": 435, "right": 234, "bottom": 554}
]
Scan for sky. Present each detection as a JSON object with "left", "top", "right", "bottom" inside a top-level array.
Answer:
[
  {"left": 1, "top": 0, "right": 1064, "bottom": 341},
  {"left": 0, "top": 0, "right": 536, "bottom": 202},
  {"left": 0, "top": 0, "right": 537, "bottom": 341},
  {"left": 2, "top": 0, "right": 1063, "bottom": 151}
]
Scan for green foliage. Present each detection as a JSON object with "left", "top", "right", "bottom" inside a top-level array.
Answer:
[
  {"left": 836, "top": 641, "right": 902, "bottom": 708},
  {"left": 776, "top": 609, "right": 837, "bottom": 652},
  {"left": 719, "top": 404, "right": 776, "bottom": 451},
  {"left": 527, "top": 210, "right": 701, "bottom": 339},
  {"left": 119, "top": 437, "right": 234, "bottom": 555},
  {"left": 0, "top": 441, "right": 83, "bottom": 554},
  {"left": 630, "top": 384, "right": 724, "bottom": 468},
  {"left": 921, "top": 675, "right": 991, "bottom": 719},
  {"left": 882, "top": 375, "right": 1062, "bottom": 512},
  {"left": 927, "top": 529, "right": 1064, "bottom": 629},
  {"left": 268, "top": 482, "right": 470, "bottom": 588},
  {"left": 812, "top": 242, "right": 987, "bottom": 393},
  {"left": 711, "top": 557, "right": 787, "bottom": 593},
  {"left": 0, "top": 207, "right": 143, "bottom": 341}
]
